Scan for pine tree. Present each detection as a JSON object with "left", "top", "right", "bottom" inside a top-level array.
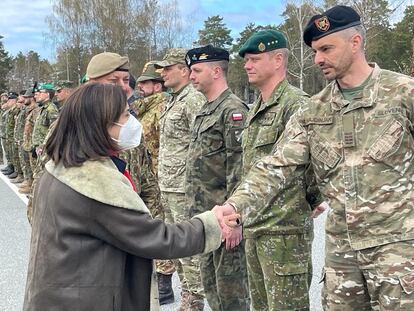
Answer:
[
  {"left": 194, "top": 15, "right": 233, "bottom": 48},
  {"left": 0, "top": 35, "right": 12, "bottom": 91}
]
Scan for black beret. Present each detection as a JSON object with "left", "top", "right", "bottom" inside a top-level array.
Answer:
[
  {"left": 185, "top": 45, "right": 229, "bottom": 68},
  {"left": 303, "top": 5, "right": 361, "bottom": 47},
  {"left": 8, "top": 92, "right": 18, "bottom": 99}
]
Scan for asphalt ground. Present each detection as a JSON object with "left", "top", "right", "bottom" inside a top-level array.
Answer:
[{"left": 0, "top": 163, "right": 326, "bottom": 311}]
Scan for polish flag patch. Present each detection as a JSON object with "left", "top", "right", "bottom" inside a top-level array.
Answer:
[{"left": 232, "top": 113, "right": 243, "bottom": 121}]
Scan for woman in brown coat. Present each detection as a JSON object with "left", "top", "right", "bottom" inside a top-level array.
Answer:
[{"left": 23, "top": 83, "right": 224, "bottom": 311}]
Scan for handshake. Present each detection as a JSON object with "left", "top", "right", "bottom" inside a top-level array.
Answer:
[{"left": 211, "top": 202, "right": 242, "bottom": 250}]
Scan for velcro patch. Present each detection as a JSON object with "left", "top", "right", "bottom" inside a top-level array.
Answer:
[{"left": 232, "top": 113, "right": 243, "bottom": 121}]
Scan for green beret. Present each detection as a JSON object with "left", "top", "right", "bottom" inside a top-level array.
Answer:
[
  {"left": 303, "top": 6, "right": 361, "bottom": 47},
  {"left": 86, "top": 52, "right": 129, "bottom": 79},
  {"left": 56, "top": 80, "right": 75, "bottom": 91},
  {"left": 37, "top": 83, "right": 55, "bottom": 91},
  {"left": 137, "top": 61, "right": 163, "bottom": 82},
  {"left": 154, "top": 48, "right": 187, "bottom": 68},
  {"left": 239, "top": 29, "right": 287, "bottom": 57},
  {"left": 185, "top": 45, "right": 229, "bottom": 67},
  {"left": 80, "top": 74, "right": 89, "bottom": 84}
]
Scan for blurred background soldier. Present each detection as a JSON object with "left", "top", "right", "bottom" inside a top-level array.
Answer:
[
  {"left": 0, "top": 92, "right": 8, "bottom": 164},
  {"left": 1, "top": 92, "right": 16, "bottom": 174},
  {"left": 18, "top": 88, "right": 38, "bottom": 194},
  {"left": 10, "top": 91, "right": 28, "bottom": 184},
  {"left": 3, "top": 92, "right": 20, "bottom": 179},
  {"left": 54, "top": 80, "right": 76, "bottom": 110},
  {"left": 155, "top": 48, "right": 206, "bottom": 311},
  {"left": 133, "top": 61, "right": 174, "bottom": 305}
]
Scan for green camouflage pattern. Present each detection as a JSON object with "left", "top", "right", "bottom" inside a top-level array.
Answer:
[
  {"left": 228, "top": 64, "right": 414, "bottom": 308},
  {"left": 239, "top": 79, "right": 322, "bottom": 238},
  {"left": 322, "top": 238, "right": 414, "bottom": 311},
  {"left": 23, "top": 107, "right": 40, "bottom": 152},
  {"left": 185, "top": 89, "right": 249, "bottom": 310},
  {"left": 18, "top": 145, "right": 32, "bottom": 180},
  {"left": 130, "top": 92, "right": 169, "bottom": 173},
  {"left": 31, "top": 100, "right": 58, "bottom": 148},
  {"left": 1, "top": 107, "right": 10, "bottom": 162},
  {"left": 245, "top": 235, "right": 312, "bottom": 311},
  {"left": 158, "top": 83, "right": 205, "bottom": 193},
  {"left": 5, "top": 106, "right": 20, "bottom": 167},
  {"left": 14, "top": 106, "right": 28, "bottom": 142}
]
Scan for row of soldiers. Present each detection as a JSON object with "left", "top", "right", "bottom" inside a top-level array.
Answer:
[{"left": 0, "top": 82, "right": 72, "bottom": 194}]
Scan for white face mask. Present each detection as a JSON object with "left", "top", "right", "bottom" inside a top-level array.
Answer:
[{"left": 112, "top": 115, "right": 142, "bottom": 151}]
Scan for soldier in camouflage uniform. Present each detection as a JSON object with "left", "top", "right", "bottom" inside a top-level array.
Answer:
[
  {"left": 185, "top": 45, "right": 250, "bottom": 310},
  {"left": 134, "top": 61, "right": 175, "bottom": 305},
  {"left": 0, "top": 92, "right": 8, "bottom": 165},
  {"left": 155, "top": 48, "right": 206, "bottom": 310},
  {"left": 31, "top": 83, "right": 58, "bottom": 158},
  {"left": 219, "top": 6, "right": 414, "bottom": 311},
  {"left": 5, "top": 93, "right": 22, "bottom": 180},
  {"left": 18, "top": 88, "right": 38, "bottom": 194},
  {"left": 10, "top": 91, "right": 28, "bottom": 184},
  {"left": 218, "top": 30, "right": 324, "bottom": 310},
  {"left": 55, "top": 80, "right": 75, "bottom": 110}
]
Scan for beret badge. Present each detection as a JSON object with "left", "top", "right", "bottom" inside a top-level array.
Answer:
[
  {"left": 315, "top": 16, "right": 330, "bottom": 32},
  {"left": 258, "top": 42, "right": 266, "bottom": 52}
]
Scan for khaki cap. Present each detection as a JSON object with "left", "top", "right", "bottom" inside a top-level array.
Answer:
[
  {"left": 137, "top": 61, "right": 164, "bottom": 82},
  {"left": 86, "top": 52, "right": 129, "bottom": 79},
  {"left": 154, "top": 48, "right": 187, "bottom": 68}
]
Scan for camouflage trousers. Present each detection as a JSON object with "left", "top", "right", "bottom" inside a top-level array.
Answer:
[
  {"left": 200, "top": 241, "right": 250, "bottom": 311},
  {"left": 245, "top": 234, "right": 312, "bottom": 311},
  {"left": 162, "top": 191, "right": 204, "bottom": 297},
  {"left": 0, "top": 136, "right": 3, "bottom": 163},
  {"left": 322, "top": 236, "right": 414, "bottom": 311},
  {"left": 2, "top": 138, "right": 12, "bottom": 163},
  {"left": 27, "top": 154, "right": 47, "bottom": 224},
  {"left": 12, "top": 140, "right": 22, "bottom": 174},
  {"left": 18, "top": 144, "right": 32, "bottom": 180}
]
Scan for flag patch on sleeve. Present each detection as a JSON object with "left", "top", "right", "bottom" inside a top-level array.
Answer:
[{"left": 232, "top": 113, "right": 243, "bottom": 121}]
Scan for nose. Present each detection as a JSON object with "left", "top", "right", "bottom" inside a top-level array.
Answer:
[
  {"left": 314, "top": 51, "right": 324, "bottom": 66},
  {"left": 244, "top": 59, "right": 251, "bottom": 71}
]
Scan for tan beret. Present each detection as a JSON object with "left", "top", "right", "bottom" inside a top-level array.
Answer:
[{"left": 86, "top": 52, "right": 129, "bottom": 79}]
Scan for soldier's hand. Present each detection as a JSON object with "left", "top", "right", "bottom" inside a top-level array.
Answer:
[
  {"left": 223, "top": 225, "right": 242, "bottom": 250},
  {"left": 224, "top": 213, "right": 241, "bottom": 228},
  {"left": 212, "top": 203, "right": 239, "bottom": 231}
]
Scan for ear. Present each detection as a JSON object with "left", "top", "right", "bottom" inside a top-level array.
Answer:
[
  {"left": 350, "top": 34, "right": 363, "bottom": 52},
  {"left": 272, "top": 52, "right": 283, "bottom": 70}
]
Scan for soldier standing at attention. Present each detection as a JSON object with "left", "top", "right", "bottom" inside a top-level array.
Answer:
[
  {"left": 218, "top": 5, "right": 414, "bottom": 310},
  {"left": 133, "top": 61, "right": 175, "bottom": 305},
  {"left": 185, "top": 45, "right": 250, "bottom": 311},
  {"left": 0, "top": 92, "right": 8, "bottom": 165},
  {"left": 155, "top": 48, "right": 206, "bottom": 311},
  {"left": 31, "top": 83, "right": 58, "bottom": 158},
  {"left": 216, "top": 29, "right": 324, "bottom": 311},
  {"left": 1, "top": 93, "right": 17, "bottom": 175},
  {"left": 19, "top": 88, "right": 38, "bottom": 194},
  {"left": 4, "top": 92, "right": 21, "bottom": 180}
]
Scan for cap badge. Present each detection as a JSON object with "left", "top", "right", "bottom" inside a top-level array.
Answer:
[
  {"left": 258, "top": 42, "right": 266, "bottom": 52},
  {"left": 315, "top": 16, "right": 330, "bottom": 32},
  {"left": 186, "top": 55, "right": 191, "bottom": 65},
  {"left": 142, "top": 62, "right": 150, "bottom": 73},
  {"left": 199, "top": 53, "right": 209, "bottom": 60}
]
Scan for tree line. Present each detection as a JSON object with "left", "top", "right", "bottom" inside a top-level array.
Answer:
[{"left": 1, "top": 0, "right": 413, "bottom": 100}]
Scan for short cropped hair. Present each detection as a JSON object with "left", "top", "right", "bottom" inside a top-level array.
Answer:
[{"left": 46, "top": 82, "right": 126, "bottom": 167}]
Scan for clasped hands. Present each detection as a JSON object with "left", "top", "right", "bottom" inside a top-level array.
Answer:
[{"left": 212, "top": 203, "right": 242, "bottom": 250}]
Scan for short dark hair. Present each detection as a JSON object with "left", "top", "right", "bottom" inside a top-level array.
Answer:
[{"left": 46, "top": 82, "right": 126, "bottom": 167}]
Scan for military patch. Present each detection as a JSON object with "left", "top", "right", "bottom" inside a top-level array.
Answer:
[
  {"left": 315, "top": 16, "right": 330, "bottom": 32},
  {"left": 232, "top": 113, "right": 243, "bottom": 121},
  {"left": 199, "top": 53, "right": 209, "bottom": 60},
  {"left": 258, "top": 42, "right": 266, "bottom": 52},
  {"left": 142, "top": 62, "right": 151, "bottom": 73}
]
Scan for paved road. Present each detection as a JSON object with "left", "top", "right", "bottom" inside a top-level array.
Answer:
[{"left": 0, "top": 164, "right": 326, "bottom": 311}]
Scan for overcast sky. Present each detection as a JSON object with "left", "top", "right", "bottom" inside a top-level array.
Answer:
[{"left": 1, "top": 0, "right": 285, "bottom": 61}]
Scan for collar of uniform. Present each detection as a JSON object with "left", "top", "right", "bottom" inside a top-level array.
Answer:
[
  {"left": 200, "top": 88, "right": 232, "bottom": 115},
  {"left": 330, "top": 63, "right": 380, "bottom": 112},
  {"left": 252, "top": 79, "right": 289, "bottom": 116}
]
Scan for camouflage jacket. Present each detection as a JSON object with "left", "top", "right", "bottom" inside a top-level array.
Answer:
[
  {"left": 31, "top": 100, "right": 59, "bottom": 148},
  {"left": 229, "top": 64, "right": 414, "bottom": 250},
  {"left": 235, "top": 79, "right": 322, "bottom": 237},
  {"left": 119, "top": 138, "right": 162, "bottom": 219},
  {"left": 5, "top": 106, "right": 19, "bottom": 141},
  {"left": 158, "top": 83, "right": 205, "bottom": 193},
  {"left": 186, "top": 89, "right": 248, "bottom": 217},
  {"left": 130, "top": 92, "right": 169, "bottom": 174},
  {"left": 14, "top": 106, "right": 29, "bottom": 143},
  {"left": 0, "top": 107, "right": 9, "bottom": 138},
  {"left": 23, "top": 106, "right": 41, "bottom": 152}
]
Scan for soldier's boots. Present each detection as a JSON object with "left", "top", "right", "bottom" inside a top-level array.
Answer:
[
  {"left": 157, "top": 273, "right": 174, "bottom": 305},
  {"left": 1, "top": 164, "right": 14, "bottom": 175},
  {"left": 177, "top": 291, "right": 204, "bottom": 311},
  {"left": 19, "top": 180, "right": 33, "bottom": 194},
  {"left": 8, "top": 171, "right": 18, "bottom": 179},
  {"left": 11, "top": 174, "right": 24, "bottom": 184}
]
